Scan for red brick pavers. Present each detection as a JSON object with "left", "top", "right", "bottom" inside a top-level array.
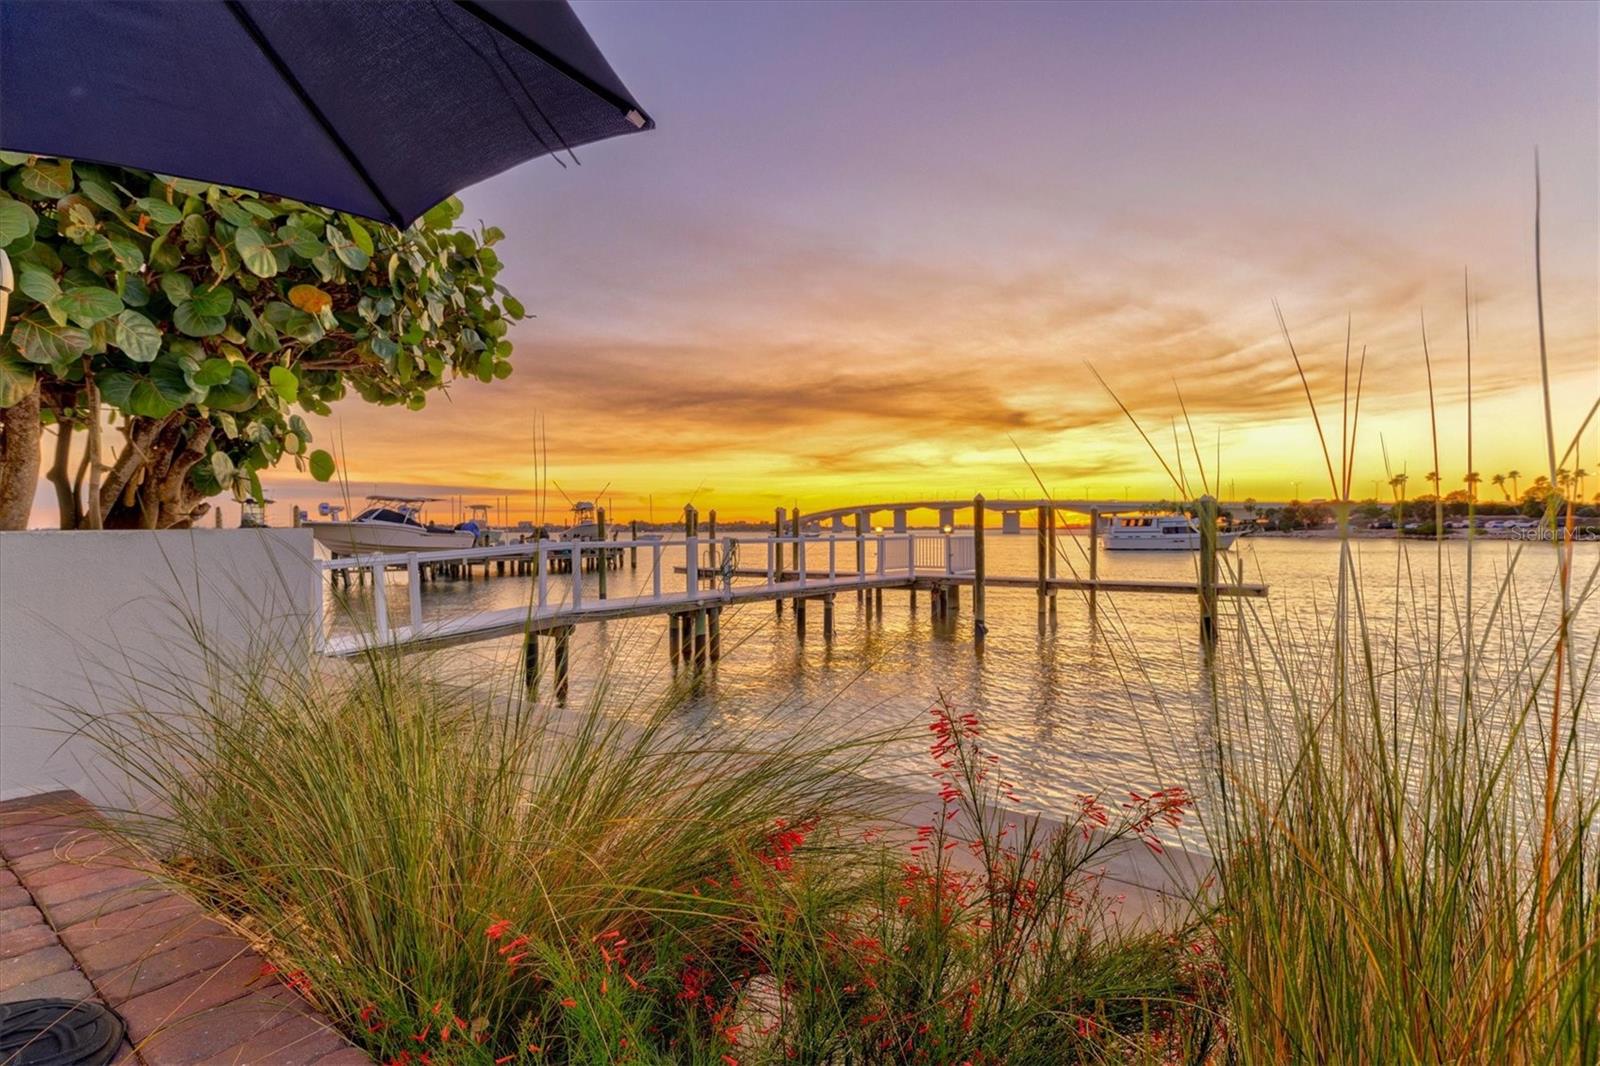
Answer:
[{"left": 0, "top": 790, "right": 369, "bottom": 1065}]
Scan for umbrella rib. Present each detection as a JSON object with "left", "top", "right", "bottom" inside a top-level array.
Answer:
[
  {"left": 456, "top": 0, "right": 653, "bottom": 127},
  {"left": 429, "top": 2, "right": 570, "bottom": 169},
  {"left": 224, "top": 0, "right": 406, "bottom": 226}
]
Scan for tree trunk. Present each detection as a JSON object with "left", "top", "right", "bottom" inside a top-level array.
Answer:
[
  {"left": 98, "top": 414, "right": 171, "bottom": 520},
  {"left": 99, "top": 415, "right": 217, "bottom": 530},
  {"left": 84, "top": 384, "right": 103, "bottom": 529},
  {"left": 47, "top": 421, "right": 81, "bottom": 529},
  {"left": 0, "top": 388, "right": 43, "bottom": 530}
]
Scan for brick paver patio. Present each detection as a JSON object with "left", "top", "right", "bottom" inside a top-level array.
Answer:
[{"left": 0, "top": 790, "right": 370, "bottom": 1065}]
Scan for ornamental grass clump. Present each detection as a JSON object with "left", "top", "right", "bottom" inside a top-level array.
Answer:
[
  {"left": 1171, "top": 178, "right": 1599, "bottom": 1062},
  {"left": 74, "top": 629, "right": 1207, "bottom": 1064},
  {"left": 70, "top": 640, "right": 895, "bottom": 1064}
]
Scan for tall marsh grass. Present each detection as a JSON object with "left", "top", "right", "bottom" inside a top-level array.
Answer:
[{"left": 1176, "top": 179, "right": 1599, "bottom": 1062}]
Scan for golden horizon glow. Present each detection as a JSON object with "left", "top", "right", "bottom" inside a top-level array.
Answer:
[{"left": 25, "top": 3, "right": 1600, "bottom": 528}]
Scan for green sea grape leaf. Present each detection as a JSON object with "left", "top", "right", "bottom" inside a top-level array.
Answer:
[
  {"left": 112, "top": 309, "right": 161, "bottom": 362},
  {"left": 0, "top": 197, "right": 37, "bottom": 245},
  {"left": 234, "top": 223, "right": 278, "bottom": 278},
  {"left": 52, "top": 285, "right": 124, "bottom": 327},
  {"left": 268, "top": 364, "right": 298, "bottom": 403},
  {"left": 308, "top": 449, "right": 335, "bottom": 481},
  {"left": 10, "top": 316, "right": 89, "bottom": 365}
]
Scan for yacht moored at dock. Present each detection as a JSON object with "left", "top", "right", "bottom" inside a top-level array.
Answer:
[
  {"left": 309, "top": 496, "right": 479, "bottom": 556},
  {"left": 1101, "top": 513, "right": 1242, "bottom": 551}
]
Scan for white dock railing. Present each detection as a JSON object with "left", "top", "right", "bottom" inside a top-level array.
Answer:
[{"left": 314, "top": 532, "right": 975, "bottom": 654}]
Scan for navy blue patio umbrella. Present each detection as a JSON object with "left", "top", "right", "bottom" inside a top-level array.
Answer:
[{"left": 0, "top": 0, "right": 654, "bottom": 228}]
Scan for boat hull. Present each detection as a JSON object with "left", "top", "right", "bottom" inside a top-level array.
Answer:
[
  {"left": 310, "top": 521, "right": 476, "bottom": 556},
  {"left": 1102, "top": 531, "right": 1242, "bottom": 551}
]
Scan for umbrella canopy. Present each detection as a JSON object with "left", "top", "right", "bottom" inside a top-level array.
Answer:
[{"left": 0, "top": 0, "right": 653, "bottom": 228}]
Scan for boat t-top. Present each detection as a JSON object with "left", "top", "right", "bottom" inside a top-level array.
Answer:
[
  {"left": 1100, "top": 511, "right": 1242, "bottom": 551},
  {"left": 309, "top": 496, "right": 478, "bottom": 556}
]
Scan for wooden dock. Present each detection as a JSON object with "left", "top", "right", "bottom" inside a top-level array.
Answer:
[{"left": 317, "top": 496, "right": 1258, "bottom": 700}]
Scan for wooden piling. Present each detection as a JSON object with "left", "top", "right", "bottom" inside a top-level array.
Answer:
[
  {"left": 855, "top": 510, "right": 867, "bottom": 602},
  {"left": 523, "top": 633, "right": 538, "bottom": 694},
  {"left": 709, "top": 606, "right": 722, "bottom": 661},
  {"left": 668, "top": 612, "right": 681, "bottom": 662},
  {"left": 1036, "top": 505, "right": 1048, "bottom": 616},
  {"left": 1197, "top": 495, "right": 1219, "bottom": 647},
  {"left": 1088, "top": 507, "right": 1101, "bottom": 624},
  {"left": 972, "top": 494, "right": 986, "bottom": 640},
  {"left": 553, "top": 627, "right": 571, "bottom": 703},
  {"left": 596, "top": 507, "right": 608, "bottom": 600},
  {"left": 795, "top": 595, "right": 806, "bottom": 635},
  {"left": 693, "top": 608, "right": 708, "bottom": 668},
  {"left": 791, "top": 508, "right": 802, "bottom": 571},
  {"left": 774, "top": 507, "right": 785, "bottom": 616},
  {"left": 1047, "top": 506, "right": 1057, "bottom": 616},
  {"left": 823, "top": 593, "right": 835, "bottom": 639},
  {"left": 707, "top": 510, "right": 718, "bottom": 574}
]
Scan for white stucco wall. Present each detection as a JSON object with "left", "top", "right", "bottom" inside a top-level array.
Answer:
[{"left": 0, "top": 529, "right": 318, "bottom": 805}]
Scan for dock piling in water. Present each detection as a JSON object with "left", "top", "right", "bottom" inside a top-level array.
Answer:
[
  {"left": 596, "top": 507, "right": 608, "bottom": 600},
  {"left": 971, "top": 494, "right": 986, "bottom": 641},
  {"left": 1036, "top": 505, "right": 1048, "bottom": 617},
  {"left": 1198, "top": 495, "right": 1219, "bottom": 647},
  {"left": 1088, "top": 507, "right": 1101, "bottom": 625}
]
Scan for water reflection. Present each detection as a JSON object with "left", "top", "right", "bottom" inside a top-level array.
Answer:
[{"left": 326, "top": 535, "right": 1597, "bottom": 820}]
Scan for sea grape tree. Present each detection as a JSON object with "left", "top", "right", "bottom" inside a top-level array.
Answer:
[{"left": 0, "top": 155, "right": 524, "bottom": 529}]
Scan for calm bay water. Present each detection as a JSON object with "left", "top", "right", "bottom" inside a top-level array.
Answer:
[{"left": 327, "top": 534, "right": 1598, "bottom": 820}]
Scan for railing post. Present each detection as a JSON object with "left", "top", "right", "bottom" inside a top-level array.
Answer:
[
  {"left": 652, "top": 541, "right": 663, "bottom": 599},
  {"left": 828, "top": 537, "right": 836, "bottom": 580},
  {"left": 536, "top": 542, "right": 548, "bottom": 607},
  {"left": 876, "top": 534, "right": 887, "bottom": 576},
  {"left": 570, "top": 543, "right": 583, "bottom": 608},
  {"left": 630, "top": 520, "right": 639, "bottom": 570},
  {"left": 371, "top": 561, "right": 390, "bottom": 643},
  {"left": 797, "top": 533, "right": 808, "bottom": 587},
  {"left": 407, "top": 554, "right": 423, "bottom": 632},
  {"left": 1198, "top": 495, "right": 1219, "bottom": 647},
  {"left": 766, "top": 539, "right": 776, "bottom": 586},
  {"left": 972, "top": 495, "right": 987, "bottom": 641}
]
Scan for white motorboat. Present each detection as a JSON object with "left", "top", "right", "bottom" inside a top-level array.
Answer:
[
  {"left": 309, "top": 496, "right": 478, "bottom": 556},
  {"left": 1101, "top": 512, "right": 1242, "bottom": 551}
]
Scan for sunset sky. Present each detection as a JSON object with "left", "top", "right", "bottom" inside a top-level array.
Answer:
[{"left": 101, "top": 2, "right": 1600, "bottom": 524}]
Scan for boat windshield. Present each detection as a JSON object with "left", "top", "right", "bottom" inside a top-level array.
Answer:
[{"left": 355, "top": 506, "right": 423, "bottom": 527}]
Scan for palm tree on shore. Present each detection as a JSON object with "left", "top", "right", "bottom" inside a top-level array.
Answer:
[
  {"left": 1507, "top": 469, "right": 1522, "bottom": 498},
  {"left": 1492, "top": 473, "right": 1508, "bottom": 500},
  {"left": 1464, "top": 471, "right": 1481, "bottom": 501}
]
